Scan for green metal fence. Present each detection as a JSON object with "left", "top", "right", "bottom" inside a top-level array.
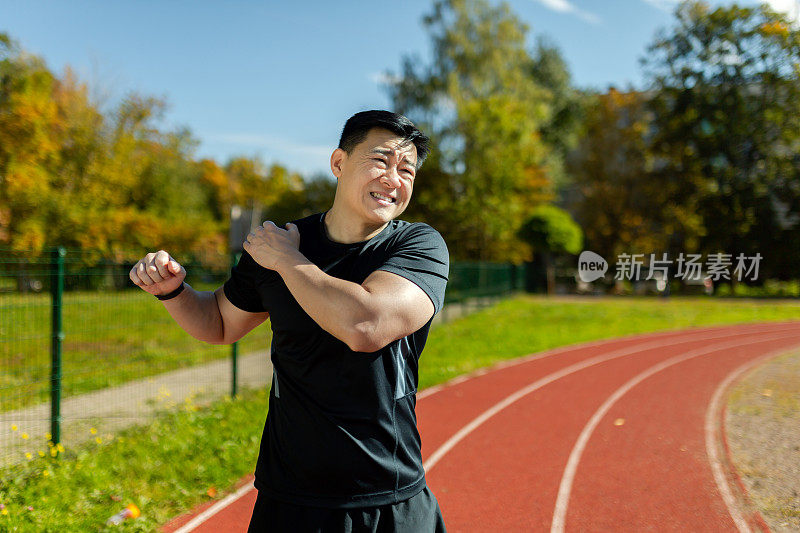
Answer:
[
  {"left": 0, "top": 248, "right": 523, "bottom": 467},
  {"left": 446, "top": 262, "right": 526, "bottom": 303}
]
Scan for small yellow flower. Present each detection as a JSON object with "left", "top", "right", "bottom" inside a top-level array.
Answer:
[
  {"left": 38, "top": 450, "right": 45, "bottom": 457},
  {"left": 25, "top": 452, "right": 32, "bottom": 460},
  {"left": 42, "top": 470, "right": 49, "bottom": 477},
  {"left": 11, "top": 425, "right": 18, "bottom": 432},
  {"left": 95, "top": 437, "right": 102, "bottom": 445},
  {"left": 57, "top": 443, "right": 65, "bottom": 453},
  {"left": 1, "top": 508, "right": 8, "bottom": 516},
  {"left": 90, "top": 428, "right": 97, "bottom": 435},
  {"left": 21, "top": 433, "right": 29, "bottom": 440},
  {"left": 45, "top": 432, "right": 52, "bottom": 440},
  {"left": 49, "top": 448, "right": 58, "bottom": 457}
]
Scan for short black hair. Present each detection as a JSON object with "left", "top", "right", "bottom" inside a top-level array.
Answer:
[{"left": 338, "top": 110, "right": 430, "bottom": 169}]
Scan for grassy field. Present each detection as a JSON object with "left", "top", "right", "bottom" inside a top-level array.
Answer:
[
  {"left": 2, "top": 294, "right": 800, "bottom": 531},
  {"left": 0, "top": 286, "right": 271, "bottom": 412}
]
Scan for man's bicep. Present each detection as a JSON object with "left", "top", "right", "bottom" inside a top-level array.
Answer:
[
  {"left": 214, "top": 287, "right": 269, "bottom": 344},
  {"left": 362, "top": 270, "right": 435, "bottom": 344}
]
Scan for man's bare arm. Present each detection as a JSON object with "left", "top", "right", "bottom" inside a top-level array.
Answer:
[
  {"left": 278, "top": 258, "right": 433, "bottom": 352},
  {"left": 130, "top": 250, "right": 268, "bottom": 345},
  {"left": 242, "top": 221, "right": 434, "bottom": 352},
  {"left": 161, "top": 286, "right": 268, "bottom": 345}
]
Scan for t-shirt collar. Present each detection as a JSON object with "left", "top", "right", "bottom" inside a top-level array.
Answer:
[{"left": 319, "top": 211, "right": 394, "bottom": 249}]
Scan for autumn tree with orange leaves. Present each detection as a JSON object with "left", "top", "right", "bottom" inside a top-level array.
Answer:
[{"left": 0, "top": 32, "right": 324, "bottom": 267}]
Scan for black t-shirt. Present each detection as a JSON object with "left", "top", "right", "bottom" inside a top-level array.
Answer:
[{"left": 223, "top": 211, "right": 449, "bottom": 508}]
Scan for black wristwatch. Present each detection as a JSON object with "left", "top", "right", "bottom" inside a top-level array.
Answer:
[{"left": 155, "top": 282, "right": 186, "bottom": 301}]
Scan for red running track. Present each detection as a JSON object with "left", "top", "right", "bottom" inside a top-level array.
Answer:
[{"left": 162, "top": 321, "right": 800, "bottom": 532}]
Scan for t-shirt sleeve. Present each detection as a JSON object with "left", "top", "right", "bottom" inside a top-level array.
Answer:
[
  {"left": 223, "top": 250, "right": 274, "bottom": 313},
  {"left": 376, "top": 224, "right": 450, "bottom": 315}
]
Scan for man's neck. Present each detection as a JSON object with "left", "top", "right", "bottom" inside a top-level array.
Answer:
[{"left": 323, "top": 207, "right": 390, "bottom": 244}]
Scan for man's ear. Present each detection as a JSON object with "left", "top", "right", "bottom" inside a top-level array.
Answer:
[{"left": 330, "top": 148, "right": 346, "bottom": 179}]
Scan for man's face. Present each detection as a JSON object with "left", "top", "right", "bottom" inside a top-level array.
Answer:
[{"left": 331, "top": 128, "right": 418, "bottom": 226}]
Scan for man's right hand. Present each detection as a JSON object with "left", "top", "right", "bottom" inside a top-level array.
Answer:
[{"left": 129, "top": 250, "right": 186, "bottom": 296}]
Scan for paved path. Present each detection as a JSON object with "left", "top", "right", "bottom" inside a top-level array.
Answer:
[
  {"left": 1, "top": 349, "right": 272, "bottom": 467},
  {"left": 1, "top": 297, "right": 483, "bottom": 467},
  {"left": 162, "top": 321, "right": 800, "bottom": 532}
]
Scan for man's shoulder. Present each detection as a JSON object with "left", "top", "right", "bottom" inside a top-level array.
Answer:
[
  {"left": 390, "top": 219, "right": 442, "bottom": 237},
  {"left": 291, "top": 212, "right": 324, "bottom": 232},
  {"left": 388, "top": 219, "right": 446, "bottom": 245}
]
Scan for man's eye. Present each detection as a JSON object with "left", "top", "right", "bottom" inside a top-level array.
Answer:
[{"left": 373, "top": 158, "right": 386, "bottom": 165}]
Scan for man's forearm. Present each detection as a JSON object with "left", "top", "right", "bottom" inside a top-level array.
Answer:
[
  {"left": 277, "top": 256, "right": 378, "bottom": 351},
  {"left": 160, "top": 284, "right": 225, "bottom": 344}
]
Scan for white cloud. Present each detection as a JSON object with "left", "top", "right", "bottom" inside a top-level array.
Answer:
[
  {"left": 368, "top": 71, "right": 400, "bottom": 86},
  {"left": 763, "top": 0, "right": 800, "bottom": 22},
  {"left": 532, "top": 0, "right": 601, "bottom": 24},
  {"left": 641, "top": 0, "right": 680, "bottom": 13}
]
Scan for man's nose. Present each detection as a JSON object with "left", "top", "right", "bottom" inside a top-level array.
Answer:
[{"left": 380, "top": 168, "right": 402, "bottom": 188}]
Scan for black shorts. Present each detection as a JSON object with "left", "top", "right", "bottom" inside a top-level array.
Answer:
[{"left": 247, "top": 486, "right": 447, "bottom": 533}]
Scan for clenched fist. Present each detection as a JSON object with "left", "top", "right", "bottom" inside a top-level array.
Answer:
[
  {"left": 129, "top": 250, "right": 186, "bottom": 296},
  {"left": 244, "top": 221, "right": 302, "bottom": 271}
]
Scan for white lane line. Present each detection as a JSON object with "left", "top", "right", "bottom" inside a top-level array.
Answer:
[
  {"left": 168, "top": 334, "right": 688, "bottom": 533},
  {"left": 416, "top": 322, "right": 792, "bottom": 401},
  {"left": 173, "top": 323, "right": 795, "bottom": 531},
  {"left": 550, "top": 332, "right": 800, "bottom": 533},
  {"left": 172, "top": 481, "right": 255, "bottom": 533},
  {"left": 704, "top": 352, "right": 781, "bottom": 533},
  {"left": 422, "top": 325, "right": 797, "bottom": 472}
]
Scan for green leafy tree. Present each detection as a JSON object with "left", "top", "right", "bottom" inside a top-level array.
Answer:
[
  {"left": 643, "top": 0, "right": 800, "bottom": 279},
  {"left": 529, "top": 37, "right": 585, "bottom": 202},
  {"left": 566, "top": 88, "right": 704, "bottom": 262},
  {"left": 388, "top": 0, "right": 557, "bottom": 262},
  {"left": 518, "top": 204, "right": 582, "bottom": 293}
]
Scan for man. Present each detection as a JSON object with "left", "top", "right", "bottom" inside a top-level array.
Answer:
[{"left": 129, "top": 110, "right": 449, "bottom": 532}]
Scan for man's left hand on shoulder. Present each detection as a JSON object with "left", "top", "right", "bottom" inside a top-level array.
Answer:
[{"left": 244, "top": 221, "right": 302, "bottom": 271}]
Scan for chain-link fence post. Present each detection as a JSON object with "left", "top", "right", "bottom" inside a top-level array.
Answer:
[
  {"left": 479, "top": 262, "right": 488, "bottom": 308},
  {"left": 231, "top": 251, "right": 239, "bottom": 398},
  {"left": 50, "top": 247, "right": 65, "bottom": 447}
]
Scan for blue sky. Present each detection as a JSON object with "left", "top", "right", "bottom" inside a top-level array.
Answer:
[{"left": 0, "top": 0, "right": 792, "bottom": 177}]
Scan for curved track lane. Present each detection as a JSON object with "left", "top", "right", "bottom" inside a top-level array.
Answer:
[{"left": 162, "top": 322, "right": 800, "bottom": 532}]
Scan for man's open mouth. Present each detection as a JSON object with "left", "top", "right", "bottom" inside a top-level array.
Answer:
[{"left": 370, "top": 192, "right": 396, "bottom": 203}]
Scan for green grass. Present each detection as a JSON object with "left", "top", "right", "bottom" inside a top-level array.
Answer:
[
  {"left": 1, "top": 287, "right": 271, "bottom": 412},
  {"left": 0, "top": 388, "right": 268, "bottom": 532},
  {"left": 3, "top": 294, "right": 800, "bottom": 531}
]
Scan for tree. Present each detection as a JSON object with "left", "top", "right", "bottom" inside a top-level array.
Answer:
[
  {"left": 642, "top": 1, "right": 800, "bottom": 280},
  {"left": 566, "top": 88, "right": 704, "bottom": 263},
  {"left": 518, "top": 204, "right": 582, "bottom": 294},
  {"left": 387, "top": 0, "right": 558, "bottom": 262},
  {"left": 0, "top": 34, "right": 228, "bottom": 262},
  {"left": 0, "top": 33, "right": 61, "bottom": 250},
  {"left": 265, "top": 173, "right": 337, "bottom": 224},
  {"left": 529, "top": 37, "right": 585, "bottom": 202}
]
